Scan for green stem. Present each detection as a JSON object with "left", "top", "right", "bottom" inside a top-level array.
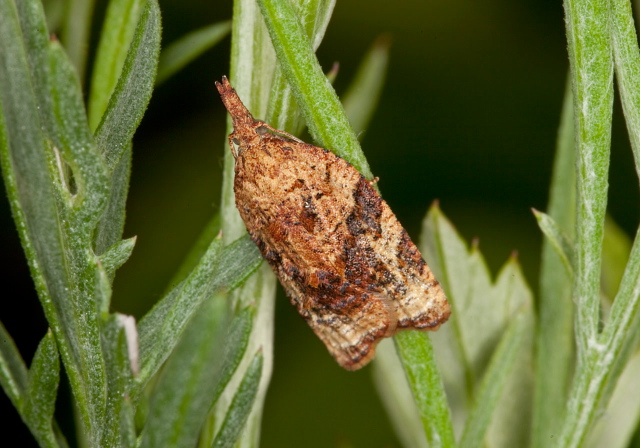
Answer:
[
  {"left": 256, "top": 0, "right": 373, "bottom": 179},
  {"left": 557, "top": 0, "right": 614, "bottom": 444},
  {"left": 394, "top": 332, "right": 456, "bottom": 448}
]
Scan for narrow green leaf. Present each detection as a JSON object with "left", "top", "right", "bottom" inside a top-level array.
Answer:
[
  {"left": 91, "top": 0, "right": 159, "bottom": 255},
  {"left": 198, "top": 306, "right": 254, "bottom": 448},
  {"left": 531, "top": 77, "right": 576, "bottom": 448},
  {"left": 557, "top": 191, "right": 640, "bottom": 448},
  {"left": 601, "top": 216, "right": 632, "bottom": 300},
  {"left": 610, "top": 0, "right": 640, "bottom": 171},
  {"left": 207, "top": 265, "right": 275, "bottom": 448},
  {"left": 342, "top": 35, "right": 391, "bottom": 136},
  {"left": 373, "top": 340, "right": 428, "bottom": 448},
  {"left": 460, "top": 311, "right": 527, "bottom": 448},
  {"left": 210, "top": 352, "right": 264, "bottom": 448},
  {"left": 0, "top": 2, "right": 107, "bottom": 439},
  {"left": 581, "top": 228, "right": 640, "bottom": 442},
  {"left": 135, "top": 234, "right": 261, "bottom": 397},
  {"left": 256, "top": 0, "right": 373, "bottom": 179},
  {"left": 564, "top": 0, "right": 613, "bottom": 361},
  {"left": 89, "top": 0, "right": 145, "bottom": 130},
  {"left": 48, "top": 40, "right": 109, "bottom": 223},
  {"left": 156, "top": 21, "right": 231, "bottom": 86},
  {"left": 0, "top": 325, "right": 68, "bottom": 448},
  {"left": 100, "top": 314, "right": 137, "bottom": 448},
  {"left": 608, "top": 1, "right": 640, "bottom": 401},
  {"left": 585, "top": 351, "right": 640, "bottom": 448},
  {"left": 14, "top": 0, "right": 55, "bottom": 138},
  {"left": 93, "top": 0, "right": 161, "bottom": 171},
  {"left": 47, "top": 40, "right": 113, "bottom": 442},
  {"left": 136, "top": 236, "right": 222, "bottom": 391},
  {"left": 210, "top": 306, "right": 254, "bottom": 407},
  {"left": 93, "top": 144, "right": 131, "bottom": 255},
  {"left": 22, "top": 330, "right": 60, "bottom": 448},
  {"left": 209, "top": 235, "right": 263, "bottom": 292},
  {"left": 394, "top": 331, "right": 455, "bottom": 448},
  {"left": 99, "top": 236, "right": 137, "bottom": 276},
  {"left": 198, "top": 305, "right": 256, "bottom": 447},
  {"left": 532, "top": 209, "right": 574, "bottom": 275},
  {"left": 0, "top": 321, "right": 28, "bottom": 410},
  {"left": 595, "top": 215, "right": 640, "bottom": 407},
  {"left": 558, "top": 0, "right": 615, "bottom": 444},
  {"left": 265, "top": 0, "right": 336, "bottom": 134},
  {"left": 140, "top": 296, "right": 229, "bottom": 448},
  {"left": 59, "top": 0, "right": 95, "bottom": 82},
  {"left": 0, "top": 0, "right": 68, "bottom": 309},
  {"left": 198, "top": 305, "right": 255, "bottom": 447}
]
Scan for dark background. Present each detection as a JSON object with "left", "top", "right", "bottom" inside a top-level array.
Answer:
[{"left": 2, "top": 0, "right": 638, "bottom": 446}]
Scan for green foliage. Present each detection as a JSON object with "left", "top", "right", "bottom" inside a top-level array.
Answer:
[
  {"left": 89, "top": 0, "right": 146, "bottom": 130},
  {"left": 210, "top": 352, "right": 264, "bottom": 448},
  {"left": 256, "top": 0, "right": 373, "bottom": 179},
  {"left": 135, "top": 234, "right": 261, "bottom": 399},
  {"left": 374, "top": 205, "right": 534, "bottom": 448},
  {"left": 92, "top": 0, "right": 161, "bottom": 171},
  {"left": 140, "top": 296, "right": 236, "bottom": 448},
  {"left": 2, "top": 0, "right": 640, "bottom": 446},
  {"left": 394, "top": 331, "right": 455, "bottom": 448},
  {"left": 22, "top": 331, "right": 61, "bottom": 448},
  {"left": 0, "top": 0, "right": 258, "bottom": 445}
]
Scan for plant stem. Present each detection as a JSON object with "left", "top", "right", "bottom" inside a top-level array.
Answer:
[
  {"left": 256, "top": 0, "right": 373, "bottom": 179},
  {"left": 557, "top": 0, "right": 615, "bottom": 444}
]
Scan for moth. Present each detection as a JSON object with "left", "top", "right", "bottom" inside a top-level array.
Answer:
[{"left": 216, "top": 76, "right": 450, "bottom": 370}]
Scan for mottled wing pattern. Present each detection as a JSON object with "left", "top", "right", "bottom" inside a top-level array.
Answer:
[
  {"left": 216, "top": 76, "right": 450, "bottom": 370},
  {"left": 234, "top": 135, "right": 449, "bottom": 370}
]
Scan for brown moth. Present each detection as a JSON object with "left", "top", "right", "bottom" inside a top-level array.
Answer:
[{"left": 216, "top": 76, "right": 450, "bottom": 370}]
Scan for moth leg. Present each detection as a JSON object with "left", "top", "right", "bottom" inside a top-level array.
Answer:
[
  {"left": 256, "top": 121, "right": 304, "bottom": 143},
  {"left": 228, "top": 134, "right": 238, "bottom": 158}
]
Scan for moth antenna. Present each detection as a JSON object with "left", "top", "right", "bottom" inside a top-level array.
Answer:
[{"left": 215, "top": 76, "right": 254, "bottom": 127}]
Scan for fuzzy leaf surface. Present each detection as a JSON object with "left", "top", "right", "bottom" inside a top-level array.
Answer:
[
  {"left": 135, "top": 234, "right": 261, "bottom": 397},
  {"left": 89, "top": 0, "right": 145, "bottom": 130},
  {"left": 140, "top": 296, "right": 230, "bottom": 448},
  {"left": 22, "top": 331, "right": 61, "bottom": 448},
  {"left": 93, "top": 0, "right": 161, "bottom": 170},
  {"left": 210, "top": 352, "right": 264, "bottom": 448}
]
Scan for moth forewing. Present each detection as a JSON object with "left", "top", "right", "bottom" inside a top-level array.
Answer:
[{"left": 215, "top": 76, "right": 450, "bottom": 370}]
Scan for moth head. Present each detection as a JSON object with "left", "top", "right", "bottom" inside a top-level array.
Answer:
[
  {"left": 216, "top": 77, "right": 254, "bottom": 125},
  {"left": 228, "top": 121, "right": 267, "bottom": 158}
]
